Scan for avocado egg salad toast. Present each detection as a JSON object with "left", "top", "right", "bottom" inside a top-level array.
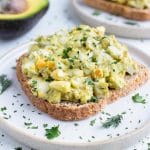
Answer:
[
  {"left": 16, "top": 25, "right": 149, "bottom": 121},
  {"left": 84, "top": 0, "right": 150, "bottom": 21}
]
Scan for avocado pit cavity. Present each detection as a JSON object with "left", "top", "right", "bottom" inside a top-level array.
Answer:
[{"left": 0, "top": 0, "right": 28, "bottom": 14}]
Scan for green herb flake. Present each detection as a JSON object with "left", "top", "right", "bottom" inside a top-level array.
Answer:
[
  {"left": 148, "top": 143, "right": 150, "bottom": 150},
  {"left": 24, "top": 122, "right": 32, "bottom": 126},
  {"left": 45, "top": 125, "right": 61, "bottom": 139},
  {"left": 74, "top": 123, "right": 79, "bottom": 126},
  {"left": 85, "top": 78, "right": 94, "bottom": 86},
  {"left": 31, "top": 126, "right": 38, "bottom": 129},
  {"left": 102, "top": 114, "right": 123, "bottom": 128},
  {"left": 0, "top": 75, "right": 12, "bottom": 94},
  {"left": 90, "top": 96, "right": 98, "bottom": 103},
  {"left": 62, "top": 47, "right": 72, "bottom": 58},
  {"left": 124, "top": 21, "right": 139, "bottom": 26},
  {"left": 0, "top": 107, "right": 7, "bottom": 112},
  {"left": 11, "top": 66, "right": 16, "bottom": 70},
  {"left": 90, "top": 119, "right": 96, "bottom": 126},
  {"left": 14, "top": 147, "right": 22, "bottom": 150},
  {"left": 92, "top": 10, "right": 101, "bottom": 16},
  {"left": 43, "top": 124, "right": 48, "bottom": 128},
  {"left": 132, "top": 93, "right": 146, "bottom": 104}
]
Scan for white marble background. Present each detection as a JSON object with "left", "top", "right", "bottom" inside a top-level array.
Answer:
[{"left": 0, "top": 0, "right": 149, "bottom": 149}]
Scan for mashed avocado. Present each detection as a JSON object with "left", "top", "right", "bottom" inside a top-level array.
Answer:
[
  {"left": 22, "top": 25, "right": 138, "bottom": 104},
  {"left": 110, "top": 0, "right": 150, "bottom": 9}
]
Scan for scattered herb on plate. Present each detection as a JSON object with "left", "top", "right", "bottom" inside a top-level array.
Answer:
[
  {"left": 124, "top": 21, "right": 139, "bottom": 26},
  {"left": 45, "top": 125, "right": 61, "bottom": 139},
  {"left": 74, "top": 123, "right": 79, "bottom": 126},
  {"left": 90, "top": 119, "right": 96, "bottom": 126},
  {"left": 11, "top": 66, "right": 16, "bottom": 70},
  {"left": 31, "top": 126, "right": 38, "bottom": 129},
  {"left": 14, "top": 147, "right": 22, "bottom": 150},
  {"left": 132, "top": 93, "right": 146, "bottom": 104},
  {"left": 0, "top": 74, "right": 12, "bottom": 94},
  {"left": 148, "top": 143, "right": 150, "bottom": 150},
  {"left": 24, "top": 122, "right": 32, "bottom": 126},
  {"left": 43, "top": 124, "right": 48, "bottom": 128},
  {"left": 0, "top": 107, "right": 7, "bottom": 112},
  {"left": 102, "top": 114, "right": 123, "bottom": 128},
  {"left": 92, "top": 10, "right": 101, "bottom": 16}
]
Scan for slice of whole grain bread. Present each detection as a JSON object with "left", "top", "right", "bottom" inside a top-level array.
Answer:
[
  {"left": 84, "top": 0, "right": 150, "bottom": 21},
  {"left": 16, "top": 54, "right": 149, "bottom": 121}
]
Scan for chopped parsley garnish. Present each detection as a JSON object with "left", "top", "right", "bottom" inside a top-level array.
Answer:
[
  {"left": 124, "top": 21, "right": 139, "bottom": 26},
  {"left": 62, "top": 47, "right": 72, "bottom": 58},
  {"left": 90, "top": 96, "right": 98, "bottom": 103},
  {"left": 92, "top": 10, "right": 101, "bottom": 16},
  {"left": 0, "top": 107, "right": 7, "bottom": 112},
  {"left": 102, "top": 114, "right": 123, "bottom": 128},
  {"left": 31, "top": 80, "right": 37, "bottom": 92},
  {"left": 43, "top": 124, "right": 48, "bottom": 128},
  {"left": 90, "top": 119, "right": 96, "bottom": 126},
  {"left": 74, "top": 123, "right": 79, "bottom": 126},
  {"left": 80, "top": 37, "right": 87, "bottom": 42},
  {"left": 45, "top": 125, "right": 61, "bottom": 139},
  {"left": 85, "top": 78, "right": 94, "bottom": 86},
  {"left": 31, "top": 126, "right": 38, "bottom": 129},
  {"left": 24, "top": 122, "right": 32, "bottom": 126},
  {"left": 0, "top": 75, "right": 12, "bottom": 94},
  {"left": 45, "top": 77, "right": 54, "bottom": 82},
  {"left": 132, "top": 93, "right": 146, "bottom": 104},
  {"left": 148, "top": 143, "right": 150, "bottom": 150},
  {"left": 14, "top": 147, "right": 22, "bottom": 150},
  {"left": 11, "top": 66, "right": 16, "bottom": 70}
]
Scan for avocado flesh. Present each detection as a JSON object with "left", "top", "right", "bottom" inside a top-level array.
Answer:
[
  {"left": 0, "top": 0, "right": 49, "bottom": 39},
  {"left": 0, "top": 0, "right": 28, "bottom": 14},
  {"left": 0, "top": 0, "right": 49, "bottom": 20}
]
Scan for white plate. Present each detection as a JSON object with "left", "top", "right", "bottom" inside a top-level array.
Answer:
[
  {"left": 0, "top": 43, "right": 149, "bottom": 150},
  {"left": 72, "top": 0, "right": 150, "bottom": 39}
]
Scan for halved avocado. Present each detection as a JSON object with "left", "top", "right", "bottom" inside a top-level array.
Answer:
[{"left": 0, "top": 0, "right": 49, "bottom": 39}]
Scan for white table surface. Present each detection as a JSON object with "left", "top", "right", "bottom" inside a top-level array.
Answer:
[{"left": 0, "top": 0, "right": 149, "bottom": 149}]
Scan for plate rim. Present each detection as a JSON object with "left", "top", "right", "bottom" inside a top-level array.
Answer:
[
  {"left": 0, "top": 42, "right": 150, "bottom": 149},
  {"left": 72, "top": 0, "right": 150, "bottom": 39}
]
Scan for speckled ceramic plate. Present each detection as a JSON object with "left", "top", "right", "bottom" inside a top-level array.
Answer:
[
  {"left": 72, "top": 0, "right": 150, "bottom": 39},
  {"left": 0, "top": 43, "right": 149, "bottom": 150}
]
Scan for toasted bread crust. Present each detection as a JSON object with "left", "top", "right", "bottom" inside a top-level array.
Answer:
[
  {"left": 84, "top": 0, "right": 150, "bottom": 21},
  {"left": 16, "top": 54, "right": 149, "bottom": 121}
]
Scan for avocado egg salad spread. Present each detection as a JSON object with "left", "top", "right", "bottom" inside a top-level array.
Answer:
[
  {"left": 22, "top": 25, "right": 138, "bottom": 104},
  {"left": 109, "top": 0, "right": 150, "bottom": 9}
]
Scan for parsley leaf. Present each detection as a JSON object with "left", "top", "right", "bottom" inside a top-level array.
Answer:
[
  {"left": 45, "top": 125, "right": 61, "bottom": 139},
  {"left": 24, "top": 122, "right": 32, "bottom": 126},
  {"left": 92, "top": 10, "right": 101, "bottom": 16},
  {"left": 43, "top": 124, "right": 48, "bottom": 128},
  {"left": 62, "top": 47, "right": 72, "bottom": 58},
  {"left": 148, "top": 143, "right": 150, "bottom": 150},
  {"left": 132, "top": 93, "right": 146, "bottom": 104},
  {"left": 90, "top": 96, "right": 98, "bottom": 103},
  {"left": 90, "top": 119, "right": 96, "bottom": 126},
  {"left": 0, "top": 75, "right": 12, "bottom": 94},
  {"left": 14, "top": 147, "right": 22, "bottom": 150},
  {"left": 0, "top": 107, "right": 7, "bottom": 112},
  {"left": 85, "top": 78, "right": 94, "bottom": 86},
  {"left": 124, "top": 21, "right": 139, "bottom": 26},
  {"left": 102, "top": 114, "right": 123, "bottom": 128}
]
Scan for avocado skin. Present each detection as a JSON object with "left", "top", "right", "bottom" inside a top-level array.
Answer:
[{"left": 0, "top": 4, "right": 49, "bottom": 39}]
